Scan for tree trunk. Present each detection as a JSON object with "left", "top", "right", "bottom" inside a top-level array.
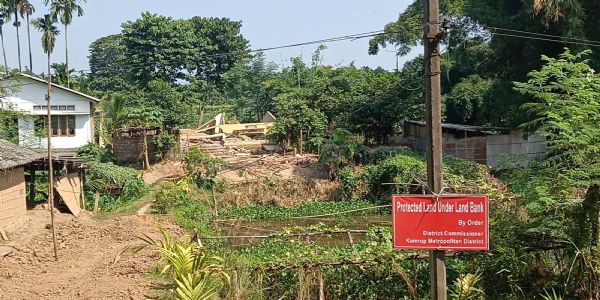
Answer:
[
  {"left": 0, "top": 27, "right": 7, "bottom": 72},
  {"left": 26, "top": 14, "right": 32, "bottom": 73},
  {"left": 65, "top": 24, "right": 69, "bottom": 88},
  {"left": 14, "top": 11, "right": 21, "bottom": 72},
  {"left": 143, "top": 128, "right": 150, "bottom": 170}
]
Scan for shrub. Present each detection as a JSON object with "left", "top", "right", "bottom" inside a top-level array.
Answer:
[
  {"left": 85, "top": 162, "right": 147, "bottom": 211},
  {"left": 77, "top": 143, "right": 115, "bottom": 163},
  {"left": 153, "top": 180, "right": 193, "bottom": 214}
]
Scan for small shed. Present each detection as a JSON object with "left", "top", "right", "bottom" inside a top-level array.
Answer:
[
  {"left": 0, "top": 139, "right": 43, "bottom": 232},
  {"left": 402, "top": 120, "right": 547, "bottom": 167}
]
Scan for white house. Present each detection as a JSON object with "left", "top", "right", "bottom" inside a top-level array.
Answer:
[{"left": 0, "top": 74, "right": 99, "bottom": 150}]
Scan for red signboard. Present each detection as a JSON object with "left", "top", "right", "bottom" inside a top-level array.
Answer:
[{"left": 392, "top": 195, "right": 489, "bottom": 251}]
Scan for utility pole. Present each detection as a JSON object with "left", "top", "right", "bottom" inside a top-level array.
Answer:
[
  {"left": 424, "top": 0, "right": 446, "bottom": 298},
  {"left": 47, "top": 64, "right": 58, "bottom": 261}
]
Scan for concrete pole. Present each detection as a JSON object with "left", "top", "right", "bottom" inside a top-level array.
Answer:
[{"left": 423, "top": 0, "right": 446, "bottom": 298}]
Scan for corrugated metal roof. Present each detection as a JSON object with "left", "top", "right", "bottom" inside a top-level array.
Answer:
[{"left": 403, "top": 120, "right": 506, "bottom": 133}]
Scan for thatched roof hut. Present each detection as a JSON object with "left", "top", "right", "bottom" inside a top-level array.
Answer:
[{"left": 0, "top": 139, "right": 43, "bottom": 170}]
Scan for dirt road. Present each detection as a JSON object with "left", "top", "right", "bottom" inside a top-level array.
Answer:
[{"left": 0, "top": 208, "right": 179, "bottom": 299}]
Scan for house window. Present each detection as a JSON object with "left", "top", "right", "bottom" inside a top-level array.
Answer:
[
  {"left": 33, "top": 105, "right": 42, "bottom": 110},
  {"left": 67, "top": 105, "right": 75, "bottom": 111},
  {"left": 37, "top": 115, "right": 76, "bottom": 137}
]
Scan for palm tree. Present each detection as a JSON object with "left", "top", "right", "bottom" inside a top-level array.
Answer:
[
  {"left": 16, "top": 0, "right": 34, "bottom": 73},
  {"left": 50, "top": 62, "right": 74, "bottom": 86},
  {"left": 45, "top": 0, "right": 85, "bottom": 88},
  {"left": 7, "top": 0, "right": 22, "bottom": 72},
  {"left": 0, "top": 3, "right": 11, "bottom": 72},
  {"left": 31, "top": 13, "right": 59, "bottom": 261}
]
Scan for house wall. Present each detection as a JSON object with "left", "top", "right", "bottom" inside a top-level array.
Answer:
[
  {"left": 0, "top": 77, "right": 94, "bottom": 149},
  {"left": 0, "top": 167, "right": 27, "bottom": 232},
  {"left": 17, "top": 115, "right": 91, "bottom": 149},
  {"left": 486, "top": 130, "right": 547, "bottom": 168}
]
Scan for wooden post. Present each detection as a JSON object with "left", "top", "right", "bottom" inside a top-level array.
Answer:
[
  {"left": 211, "top": 185, "right": 218, "bottom": 217},
  {"left": 79, "top": 169, "right": 85, "bottom": 210},
  {"left": 94, "top": 191, "right": 100, "bottom": 213},
  {"left": 319, "top": 271, "right": 326, "bottom": 300},
  {"left": 300, "top": 129, "right": 304, "bottom": 156},
  {"left": 27, "top": 165, "right": 35, "bottom": 203},
  {"left": 424, "top": 0, "right": 446, "bottom": 298},
  {"left": 46, "top": 44, "right": 58, "bottom": 261}
]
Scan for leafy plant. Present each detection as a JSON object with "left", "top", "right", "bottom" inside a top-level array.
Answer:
[
  {"left": 450, "top": 272, "right": 485, "bottom": 300},
  {"left": 134, "top": 227, "right": 230, "bottom": 300},
  {"left": 77, "top": 143, "right": 115, "bottom": 163}
]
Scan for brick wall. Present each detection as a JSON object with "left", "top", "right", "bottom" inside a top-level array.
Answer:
[
  {"left": 112, "top": 128, "right": 160, "bottom": 166},
  {"left": 0, "top": 167, "right": 27, "bottom": 232}
]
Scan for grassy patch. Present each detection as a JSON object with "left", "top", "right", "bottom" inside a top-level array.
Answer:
[{"left": 217, "top": 200, "right": 379, "bottom": 221}]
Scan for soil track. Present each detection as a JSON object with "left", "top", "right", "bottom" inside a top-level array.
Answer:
[{"left": 0, "top": 208, "right": 181, "bottom": 299}]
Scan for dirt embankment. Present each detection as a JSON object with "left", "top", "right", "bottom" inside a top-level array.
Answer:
[{"left": 0, "top": 208, "right": 180, "bottom": 299}]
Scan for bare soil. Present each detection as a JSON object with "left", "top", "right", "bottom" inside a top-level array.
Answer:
[{"left": 0, "top": 207, "right": 181, "bottom": 299}]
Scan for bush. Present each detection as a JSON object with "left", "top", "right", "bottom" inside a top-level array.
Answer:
[
  {"left": 85, "top": 162, "right": 147, "bottom": 211},
  {"left": 77, "top": 143, "right": 115, "bottom": 163},
  {"left": 153, "top": 181, "right": 193, "bottom": 214}
]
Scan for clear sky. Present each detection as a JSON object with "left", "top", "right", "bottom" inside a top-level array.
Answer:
[{"left": 2, "top": 0, "right": 416, "bottom": 75}]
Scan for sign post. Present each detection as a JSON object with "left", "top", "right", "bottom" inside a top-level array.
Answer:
[{"left": 392, "top": 195, "right": 489, "bottom": 251}]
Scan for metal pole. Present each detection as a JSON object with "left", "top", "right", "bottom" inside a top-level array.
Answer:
[{"left": 423, "top": 0, "right": 446, "bottom": 298}]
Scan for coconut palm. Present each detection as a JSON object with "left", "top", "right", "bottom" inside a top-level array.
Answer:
[
  {"left": 0, "top": 3, "right": 11, "bottom": 72},
  {"left": 32, "top": 13, "right": 59, "bottom": 260},
  {"left": 45, "top": 0, "right": 85, "bottom": 88},
  {"left": 6, "top": 0, "right": 22, "bottom": 72},
  {"left": 16, "top": 0, "right": 34, "bottom": 73}
]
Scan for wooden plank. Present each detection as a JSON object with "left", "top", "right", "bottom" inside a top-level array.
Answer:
[{"left": 55, "top": 175, "right": 81, "bottom": 217}]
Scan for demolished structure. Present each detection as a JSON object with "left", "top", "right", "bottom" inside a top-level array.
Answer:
[{"left": 179, "top": 112, "right": 280, "bottom": 156}]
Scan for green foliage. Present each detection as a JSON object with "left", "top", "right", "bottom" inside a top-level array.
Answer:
[
  {"left": 85, "top": 162, "right": 147, "bottom": 211},
  {"left": 135, "top": 227, "right": 230, "bottom": 300},
  {"left": 77, "top": 143, "right": 115, "bottom": 163},
  {"left": 516, "top": 49, "right": 600, "bottom": 188},
  {"left": 218, "top": 201, "right": 376, "bottom": 221},
  {"left": 153, "top": 179, "right": 193, "bottom": 214},
  {"left": 183, "top": 148, "right": 227, "bottom": 189},
  {"left": 449, "top": 272, "right": 485, "bottom": 300},
  {"left": 339, "top": 148, "right": 490, "bottom": 204},
  {"left": 371, "top": 0, "right": 600, "bottom": 127},
  {"left": 152, "top": 131, "right": 176, "bottom": 152},
  {"left": 316, "top": 128, "right": 368, "bottom": 179},
  {"left": 0, "top": 108, "right": 20, "bottom": 143}
]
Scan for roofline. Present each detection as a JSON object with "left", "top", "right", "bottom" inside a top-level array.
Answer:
[
  {"left": 403, "top": 120, "right": 508, "bottom": 132},
  {"left": 12, "top": 73, "right": 101, "bottom": 103}
]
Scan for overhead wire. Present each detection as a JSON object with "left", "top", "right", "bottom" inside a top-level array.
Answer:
[
  {"left": 486, "top": 26, "right": 600, "bottom": 48},
  {"left": 73, "top": 28, "right": 422, "bottom": 75}
]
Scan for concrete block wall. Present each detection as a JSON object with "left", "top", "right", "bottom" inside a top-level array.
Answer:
[{"left": 0, "top": 167, "right": 27, "bottom": 232}]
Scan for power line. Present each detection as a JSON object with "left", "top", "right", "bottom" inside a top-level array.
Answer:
[
  {"left": 74, "top": 28, "right": 421, "bottom": 75},
  {"left": 487, "top": 27, "right": 600, "bottom": 48},
  {"left": 487, "top": 26, "right": 600, "bottom": 46}
]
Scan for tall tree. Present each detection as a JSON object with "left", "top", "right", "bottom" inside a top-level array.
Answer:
[
  {"left": 45, "top": 0, "right": 85, "bottom": 88},
  {"left": 50, "top": 62, "right": 73, "bottom": 86},
  {"left": 16, "top": 0, "right": 34, "bottom": 73},
  {"left": 0, "top": 2, "right": 11, "bottom": 71},
  {"left": 515, "top": 49, "right": 600, "bottom": 247},
  {"left": 7, "top": 0, "right": 21, "bottom": 72},
  {"left": 31, "top": 13, "right": 59, "bottom": 260}
]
